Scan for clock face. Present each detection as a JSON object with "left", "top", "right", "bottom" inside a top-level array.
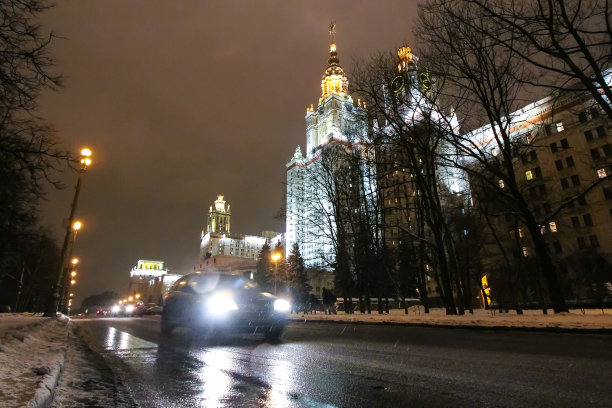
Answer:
[
  {"left": 391, "top": 75, "right": 405, "bottom": 94},
  {"left": 419, "top": 72, "right": 432, "bottom": 89}
]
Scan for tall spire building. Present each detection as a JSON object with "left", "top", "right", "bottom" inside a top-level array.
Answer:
[{"left": 286, "top": 23, "right": 365, "bottom": 271}]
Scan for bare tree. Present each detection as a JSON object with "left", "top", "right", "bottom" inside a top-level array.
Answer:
[{"left": 0, "top": 0, "right": 69, "bottom": 286}]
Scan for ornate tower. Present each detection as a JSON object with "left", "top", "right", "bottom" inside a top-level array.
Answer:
[{"left": 207, "top": 195, "right": 231, "bottom": 234}]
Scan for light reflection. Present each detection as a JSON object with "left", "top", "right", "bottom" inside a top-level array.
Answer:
[
  {"left": 267, "top": 359, "right": 293, "bottom": 406},
  {"left": 103, "top": 327, "right": 157, "bottom": 351},
  {"left": 197, "top": 348, "right": 233, "bottom": 406}
]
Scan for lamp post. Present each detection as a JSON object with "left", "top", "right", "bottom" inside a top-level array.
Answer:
[
  {"left": 271, "top": 252, "right": 281, "bottom": 295},
  {"left": 61, "top": 254, "right": 79, "bottom": 314},
  {"left": 44, "top": 148, "right": 92, "bottom": 317}
]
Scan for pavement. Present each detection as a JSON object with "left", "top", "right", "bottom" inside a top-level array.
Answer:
[{"left": 1, "top": 307, "right": 610, "bottom": 407}]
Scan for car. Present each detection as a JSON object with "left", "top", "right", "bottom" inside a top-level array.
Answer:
[
  {"left": 122, "top": 301, "right": 145, "bottom": 317},
  {"left": 144, "top": 303, "right": 162, "bottom": 315},
  {"left": 161, "top": 272, "right": 291, "bottom": 340},
  {"left": 96, "top": 308, "right": 107, "bottom": 316}
]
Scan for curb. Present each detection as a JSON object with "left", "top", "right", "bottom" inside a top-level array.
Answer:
[
  {"left": 288, "top": 317, "right": 612, "bottom": 334},
  {"left": 27, "top": 315, "right": 70, "bottom": 408}
]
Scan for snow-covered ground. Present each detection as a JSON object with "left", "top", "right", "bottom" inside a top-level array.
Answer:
[
  {"left": 291, "top": 306, "right": 612, "bottom": 330},
  {"left": 0, "top": 314, "right": 129, "bottom": 408},
  {"left": 0, "top": 308, "right": 610, "bottom": 407}
]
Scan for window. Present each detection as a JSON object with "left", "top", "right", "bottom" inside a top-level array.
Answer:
[
  {"left": 553, "top": 241, "right": 563, "bottom": 253},
  {"left": 577, "top": 237, "right": 586, "bottom": 249},
  {"left": 560, "top": 178, "right": 569, "bottom": 189},
  {"left": 549, "top": 221, "right": 557, "bottom": 232},
  {"left": 596, "top": 126, "right": 606, "bottom": 138},
  {"left": 550, "top": 142, "right": 558, "bottom": 153},
  {"left": 545, "top": 124, "right": 553, "bottom": 136},
  {"left": 584, "top": 130, "right": 593, "bottom": 141},
  {"left": 498, "top": 179, "right": 505, "bottom": 188},
  {"left": 578, "top": 112, "right": 587, "bottom": 123},
  {"left": 571, "top": 174, "right": 581, "bottom": 186},
  {"left": 603, "top": 144, "right": 612, "bottom": 157},
  {"left": 522, "top": 247, "right": 529, "bottom": 257},
  {"left": 591, "top": 148, "right": 601, "bottom": 159},
  {"left": 526, "top": 133, "right": 535, "bottom": 143},
  {"left": 583, "top": 213, "right": 593, "bottom": 226},
  {"left": 529, "top": 151, "right": 537, "bottom": 161},
  {"left": 604, "top": 188, "right": 612, "bottom": 200},
  {"left": 590, "top": 235, "right": 600, "bottom": 248},
  {"left": 556, "top": 122, "right": 565, "bottom": 132},
  {"left": 521, "top": 154, "right": 528, "bottom": 165},
  {"left": 538, "top": 184, "right": 547, "bottom": 196},
  {"left": 591, "top": 108, "right": 600, "bottom": 119},
  {"left": 534, "top": 167, "right": 542, "bottom": 177},
  {"left": 560, "top": 138, "right": 569, "bottom": 149},
  {"left": 555, "top": 159, "right": 564, "bottom": 170},
  {"left": 598, "top": 168, "right": 608, "bottom": 178},
  {"left": 491, "top": 147, "right": 498, "bottom": 156},
  {"left": 518, "top": 228, "right": 525, "bottom": 238},
  {"left": 526, "top": 170, "right": 534, "bottom": 180},
  {"left": 578, "top": 196, "right": 587, "bottom": 206},
  {"left": 565, "top": 156, "right": 575, "bottom": 167},
  {"left": 571, "top": 216, "right": 580, "bottom": 228}
]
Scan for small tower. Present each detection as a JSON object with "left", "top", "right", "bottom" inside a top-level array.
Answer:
[{"left": 207, "top": 195, "right": 231, "bottom": 234}]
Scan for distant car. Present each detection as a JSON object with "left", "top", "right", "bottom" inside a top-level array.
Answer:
[
  {"left": 161, "top": 272, "right": 290, "bottom": 340},
  {"left": 96, "top": 308, "right": 107, "bottom": 316},
  {"left": 123, "top": 301, "right": 145, "bottom": 317},
  {"left": 144, "top": 303, "right": 162, "bottom": 315}
]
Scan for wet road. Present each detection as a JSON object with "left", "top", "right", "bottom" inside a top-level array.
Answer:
[{"left": 73, "top": 316, "right": 612, "bottom": 408}]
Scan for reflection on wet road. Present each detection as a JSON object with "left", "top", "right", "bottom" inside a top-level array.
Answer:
[{"left": 74, "top": 316, "right": 612, "bottom": 408}]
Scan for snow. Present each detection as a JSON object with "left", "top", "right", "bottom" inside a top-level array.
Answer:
[
  {"left": 290, "top": 307, "right": 612, "bottom": 330},
  {"left": 0, "top": 314, "right": 67, "bottom": 408},
  {"left": 0, "top": 308, "right": 609, "bottom": 407}
]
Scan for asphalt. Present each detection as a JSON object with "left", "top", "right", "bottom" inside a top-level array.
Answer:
[{"left": 24, "top": 310, "right": 612, "bottom": 407}]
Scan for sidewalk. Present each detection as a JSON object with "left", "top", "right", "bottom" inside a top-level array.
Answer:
[
  {"left": 0, "top": 314, "right": 127, "bottom": 408},
  {"left": 289, "top": 306, "right": 612, "bottom": 332}
]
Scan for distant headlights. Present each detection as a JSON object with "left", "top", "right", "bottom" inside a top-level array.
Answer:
[
  {"left": 125, "top": 304, "right": 135, "bottom": 313},
  {"left": 274, "top": 299, "right": 291, "bottom": 312},
  {"left": 207, "top": 292, "right": 239, "bottom": 315},
  {"left": 111, "top": 305, "right": 121, "bottom": 313}
]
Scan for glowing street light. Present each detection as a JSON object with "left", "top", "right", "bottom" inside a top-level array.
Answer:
[
  {"left": 44, "top": 148, "right": 92, "bottom": 316},
  {"left": 71, "top": 271, "right": 77, "bottom": 277},
  {"left": 70, "top": 279, "right": 76, "bottom": 285},
  {"left": 271, "top": 252, "right": 281, "bottom": 295}
]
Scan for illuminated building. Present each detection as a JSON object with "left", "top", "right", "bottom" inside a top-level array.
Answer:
[
  {"left": 286, "top": 23, "right": 364, "bottom": 277},
  {"left": 467, "top": 79, "right": 612, "bottom": 302},
  {"left": 197, "top": 195, "right": 283, "bottom": 277},
  {"left": 127, "top": 260, "right": 181, "bottom": 304}
]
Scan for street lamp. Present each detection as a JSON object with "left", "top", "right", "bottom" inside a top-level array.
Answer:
[
  {"left": 44, "top": 148, "right": 92, "bottom": 317},
  {"left": 271, "top": 252, "right": 281, "bottom": 295}
]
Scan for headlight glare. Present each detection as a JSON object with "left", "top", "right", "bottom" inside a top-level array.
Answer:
[
  {"left": 207, "top": 292, "right": 238, "bottom": 315},
  {"left": 125, "top": 305, "right": 135, "bottom": 313},
  {"left": 111, "top": 305, "right": 120, "bottom": 313},
  {"left": 274, "top": 299, "right": 291, "bottom": 312}
]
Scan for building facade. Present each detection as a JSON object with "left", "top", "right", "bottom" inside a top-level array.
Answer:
[
  {"left": 467, "top": 82, "right": 612, "bottom": 303},
  {"left": 286, "top": 27, "right": 364, "bottom": 272},
  {"left": 197, "top": 195, "right": 283, "bottom": 277},
  {"left": 127, "top": 260, "right": 182, "bottom": 304}
]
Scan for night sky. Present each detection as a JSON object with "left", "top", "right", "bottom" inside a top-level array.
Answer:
[{"left": 38, "top": 1, "right": 419, "bottom": 306}]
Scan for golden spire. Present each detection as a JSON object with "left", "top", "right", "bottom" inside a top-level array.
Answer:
[{"left": 320, "top": 20, "right": 348, "bottom": 102}]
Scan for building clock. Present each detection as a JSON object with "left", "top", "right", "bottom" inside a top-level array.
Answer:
[{"left": 418, "top": 72, "right": 432, "bottom": 90}]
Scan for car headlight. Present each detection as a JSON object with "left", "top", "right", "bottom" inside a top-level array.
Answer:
[
  {"left": 111, "top": 305, "right": 121, "bottom": 313},
  {"left": 125, "top": 305, "right": 135, "bottom": 313},
  {"left": 207, "top": 292, "right": 239, "bottom": 315},
  {"left": 274, "top": 299, "right": 291, "bottom": 312}
]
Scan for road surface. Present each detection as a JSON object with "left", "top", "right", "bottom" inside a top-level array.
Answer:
[{"left": 73, "top": 316, "right": 612, "bottom": 407}]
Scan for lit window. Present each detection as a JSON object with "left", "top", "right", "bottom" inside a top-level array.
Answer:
[
  {"left": 549, "top": 222, "right": 557, "bottom": 232},
  {"left": 525, "top": 170, "right": 534, "bottom": 180},
  {"left": 518, "top": 228, "right": 525, "bottom": 238},
  {"left": 597, "top": 168, "right": 608, "bottom": 178},
  {"left": 556, "top": 122, "right": 565, "bottom": 132},
  {"left": 522, "top": 247, "right": 529, "bottom": 257},
  {"left": 498, "top": 179, "right": 505, "bottom": 188}
]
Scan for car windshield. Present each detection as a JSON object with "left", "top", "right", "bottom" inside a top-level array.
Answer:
[{"left": 187, "top": 273, "right": 257, "bottom": 294}]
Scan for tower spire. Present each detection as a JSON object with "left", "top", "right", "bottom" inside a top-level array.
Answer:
[{"left": 320, "top": 20, "right": 348, "bottom": 102}]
